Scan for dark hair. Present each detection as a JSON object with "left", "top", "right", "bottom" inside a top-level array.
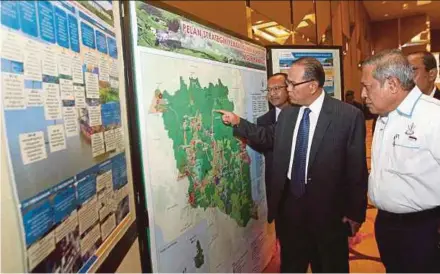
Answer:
[
  {"left": 268, "top": 72, "right": 287, "bottom": 81},
  {"left": 292, "top": 57, "right": 325, "bottom": 87},
  {"left": 345, "top": 90, "right": 355, "bottom": 96},
  {"left": 408, "top": 51, "right": 438, "bottom": 71}
]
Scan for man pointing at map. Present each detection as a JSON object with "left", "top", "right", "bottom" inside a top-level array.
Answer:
[{"left": 216, "top": 57, "right": 368, "bottom": 272}]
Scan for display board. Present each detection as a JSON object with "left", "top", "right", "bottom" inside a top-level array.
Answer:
[
  {"left": 126, "top": 1, "right": 276, "bottom": 272},
  {"left": 268, "top": 46, "right": 344, "bottom": 100},
  {"left": 1, "top": 1, "right": 136, "bottom": 272}
]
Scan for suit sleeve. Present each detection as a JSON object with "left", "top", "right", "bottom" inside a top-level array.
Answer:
[
  {"left": 344, "top": 110, "right": 368, "bottom": 224},
  {"left": 245, "top": 117, "right": 269, "bottom": 153},
  {"left": 233, "top": 118, "right": 275, "bottom": 150}
]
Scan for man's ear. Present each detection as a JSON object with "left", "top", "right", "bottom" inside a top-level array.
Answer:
[
  {"left": 387, "top": 77, "right": 399, "bottom": 94},
  {"left": 309, "top": 81, "right": 319, "bottom": 94},
  {"left": 428, "top": 68, "right": 438, "bottom": 82}
]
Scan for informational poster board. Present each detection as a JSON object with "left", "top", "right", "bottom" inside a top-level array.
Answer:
[
  {"left": 1, "top": 1, "right": 136, "bottom": 272},
  {"left": 268, "top": 46, "right": 344, "bottom": 100},
  {"left": 125, "top": 1, "right": 276, "bottom": 272}
]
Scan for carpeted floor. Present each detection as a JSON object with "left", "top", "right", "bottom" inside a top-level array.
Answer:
[{"left": 263, "top": 120, "right": 385, "bottom": 273}]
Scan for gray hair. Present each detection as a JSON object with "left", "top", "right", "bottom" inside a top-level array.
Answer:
[{"left": 362, "top": 49, "right": 415, "bottom": 91}]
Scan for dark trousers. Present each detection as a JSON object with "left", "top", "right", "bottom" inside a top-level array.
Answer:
[
  {"left": 276, "top": 189, "right": 349, "bottom": 273},
  {"left": 375, "top": 209, "right": 440, "bottom": 273}
]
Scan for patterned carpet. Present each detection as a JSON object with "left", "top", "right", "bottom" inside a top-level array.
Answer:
[{"left": 263, "top": 120, "right": 386, "bottom": 273}]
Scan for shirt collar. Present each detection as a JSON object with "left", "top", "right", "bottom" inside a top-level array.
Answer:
[
  {"left": 396, "top": 86, "right": 423, "bottom": 117},
  {"left": 275, "top": 107, "right": 281, "bottom": 121},
  {"left": 304, "top": 91, "right": 325, "bottom": 115},
  {"left": 430, "top": 86, "right": 436, "bottom": 97}
]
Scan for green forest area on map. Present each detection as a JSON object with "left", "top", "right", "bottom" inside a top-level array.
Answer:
[{"left": 151, "top": 76, "right": 257, "bottom": 227}]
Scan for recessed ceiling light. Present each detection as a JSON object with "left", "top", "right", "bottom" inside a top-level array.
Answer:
[
  {"left": 417, "top": 0, "right": 431, "bottom": 6},
  {"left": 384, "top": 14, "right": 389, "bottom": 17},
  {"left": 402, "top": 3, "right": 409, "bottom": 9},
  {"left": 382, "top": 1, "right": 387, "bottom": 3}
]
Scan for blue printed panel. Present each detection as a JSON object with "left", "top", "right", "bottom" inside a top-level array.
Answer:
[
  {"left": 54, "top": 6, "right": 69, "bottom": 49},
  {"left": 107, "top": 37, "right": 117, "bottom": 59},
  {"left": 76, "top": 166, "right": 98, "bottom": 205},
  {"left": 101, "top": 102, "right": 121, "bottom": 126},
  {"left": 19, "top": 1, "right": 38, "bottom": 37},
  {"left": 81, "top": 22, "right": 95, "bottom": 49},
  {"left": 95, "top": 30, "right": 108, "bottom": 54},
  {"left": 21, "top": 197, "right": 54, "bottom": 247},
  {"left": 52, "top": 178, "right": 77, "bottom": 224},
  {"left": 112, "top": 153, "right": 127, "bottom": 190},
  {"left": 68, "top": 14, "right": 80, "bottom": 53},
  {"left": 1, "top": 1, "right": 20, "bottom": 30},
  {"left": 37, "top": 1, "right": 56, "bottom": 43}
]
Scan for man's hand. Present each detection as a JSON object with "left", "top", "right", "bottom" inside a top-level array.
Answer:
[
  {"left": 342, "top": 216, "right": 361, "bottom": 237},
  {"left": 214, "top": 110, "right": 240, "bottom": 126}
]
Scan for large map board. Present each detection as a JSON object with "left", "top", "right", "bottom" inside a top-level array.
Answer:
[{"left": 129, "top": 2, "right": 276, "bottom": 272}]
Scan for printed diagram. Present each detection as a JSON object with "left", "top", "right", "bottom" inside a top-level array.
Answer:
[{"left": 149, "top": 76, "right": 258, "bottom": 227}]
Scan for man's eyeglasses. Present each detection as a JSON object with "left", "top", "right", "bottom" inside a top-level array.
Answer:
[
  {"left": 285, "top": 79, "right": 315, "bottom": 88},
  {"left": 263, "top": 85, "right": 287, "bottom": 94}
]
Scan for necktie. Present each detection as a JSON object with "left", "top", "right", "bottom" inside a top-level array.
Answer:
[{"left": 291, "top": 108, "right": 311, "bottom": 198}]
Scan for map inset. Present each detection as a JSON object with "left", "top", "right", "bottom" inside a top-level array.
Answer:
[{"left": 150, "top": 77, "right": 257, "bottom": 227}]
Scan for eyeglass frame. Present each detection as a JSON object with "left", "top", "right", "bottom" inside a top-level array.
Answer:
[
  {"left": 262, "top": 85, "right": 288, "bottom": 94},
  {"left": 285, "top": 79, "right": 315, "bottom": 88}
]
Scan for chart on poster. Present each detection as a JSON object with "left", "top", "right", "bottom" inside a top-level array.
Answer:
[
  {"left": 1, "top": 1, "right": 132, "bottom": 272},
  {"left": 131, "top": 2, "right": 276, "bottom": 272}
]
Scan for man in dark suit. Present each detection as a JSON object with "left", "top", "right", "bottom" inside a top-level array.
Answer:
[
  {"left": 251, "top": 73, "right": 289, "bottom": 203},
  {"left": 216, "top": 57, "right": 368, "bottom": 272},
  {"left": 407, "top": 51, "right": 440, "bottom": 99}
]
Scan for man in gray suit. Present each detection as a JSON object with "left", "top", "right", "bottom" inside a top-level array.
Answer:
[{"left": 216, "top": 57, "right": 368, "bottom": 273}]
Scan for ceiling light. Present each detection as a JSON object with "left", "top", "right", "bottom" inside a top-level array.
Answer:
[
  {"left": 265, "top": 26, "right": 290, "bottom": 37},
  {"left": 306, "top": 38, "right": 310, "bottom": 42},
  {"left": 384, "top": 14, "right": 389, "bottom": 17},
  {"left": 253, "top": 21, "right": 277, "bottom": 29},
  {"left": 402, "top": 3, "right": 409, "bottom": 9},
  {"left": 382, "top": 1, "right": 387, "bottom": 3},
  {"left": 417, "top": 0, "right": 431, "bottom": 6},
  {"left": 304, "top": 13, "right": 316, "bottom": 24},
  {"left": 252, "top": 29, "right": 276, "bottom": 42},
  {"left": 296, "top": 21, "right": 309, "bottom": 29}
]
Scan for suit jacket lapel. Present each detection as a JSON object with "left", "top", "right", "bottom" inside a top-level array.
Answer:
[
  {"left": 271, "top": 108, "right": 276, "bottom": 124},
  {"left": 308, "top": 96, "right": 333, "bottom": 170}
]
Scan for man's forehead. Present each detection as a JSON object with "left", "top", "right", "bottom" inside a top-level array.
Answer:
[{"left": 288, "top": 64, "right": 304, "bottom": 77}]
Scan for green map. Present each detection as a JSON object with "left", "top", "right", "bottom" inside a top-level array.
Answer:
[{"left": 151, "top": 77, "right": 257, "bottom": 227}]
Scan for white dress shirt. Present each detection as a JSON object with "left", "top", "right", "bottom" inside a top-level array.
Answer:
[
  {"left": 369, "top": 86, "right": 440, "bottom": 213},
  {"left": 275, "top": 107, "right": 281, "bottom": 122},
  {"left": 287, "top": 91, "right": 325, "bottom": 181},
  {"left": 429, "top": 86, "right": 436, "bottom": 97}
]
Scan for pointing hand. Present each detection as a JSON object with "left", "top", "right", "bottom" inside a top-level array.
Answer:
[{"left": 214, "top": 110, "right": 240, "bottom": 126}]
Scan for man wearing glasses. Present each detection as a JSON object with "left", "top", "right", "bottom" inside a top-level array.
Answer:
[
  {"left": 251, "top": 73, "right": 290, "bottom": 204},
  {"left": 407, "top": 51, "right": 440, "bottom": 100},
  {"left": 216, "top": 57, "right": 368, "bottom": 272},
  {"left": 362, "top": 49, "right": 440, "bottom": 273}
]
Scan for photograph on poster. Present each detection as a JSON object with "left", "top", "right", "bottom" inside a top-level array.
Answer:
[
  {"left": 268, "top": 47, "right": 343, "bottom": 100},
  {"left": 1, "top": 1, "right": 131, "bottom": 272}
]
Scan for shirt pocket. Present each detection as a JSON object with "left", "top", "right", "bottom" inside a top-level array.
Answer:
[{"left": 389, "top": 137, "right": 422, "bottom": 173}]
